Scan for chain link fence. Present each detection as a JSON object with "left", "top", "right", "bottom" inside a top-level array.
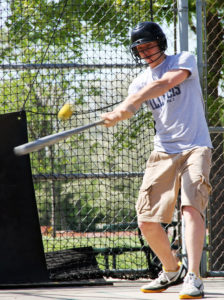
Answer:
[
  {"left": 204, "top": 0, "right": 224, "bottom": 276},
  {"left": 0, "top": 0, "right": 223, "bottom": 280}
]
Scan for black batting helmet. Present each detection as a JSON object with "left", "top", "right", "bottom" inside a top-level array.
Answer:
[{"left": 130, "top": 21, "right": 167, "bottom": 61}]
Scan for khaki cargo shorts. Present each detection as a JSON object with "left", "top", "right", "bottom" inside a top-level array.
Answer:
[{"left": 136, "top": 147, "right": 212, "bottom": 224}]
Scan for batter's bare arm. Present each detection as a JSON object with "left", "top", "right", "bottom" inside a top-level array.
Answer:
[{"left": 101, "top": 69, "right": 189, "bottom": 127}]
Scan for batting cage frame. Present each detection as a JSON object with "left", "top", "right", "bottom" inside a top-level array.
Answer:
[{"left": 0, "top": 0, "right": 223, "bottom": 284}]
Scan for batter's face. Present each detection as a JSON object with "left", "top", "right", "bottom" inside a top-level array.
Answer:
[{"left": 136, "top": 41, "right": 165, "bottom": 68}]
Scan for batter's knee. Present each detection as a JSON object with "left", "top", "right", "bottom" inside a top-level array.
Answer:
[
  {"left": 138, "top": 221, "right": 160, "bottom": 235},
  {"left": 182, "top": 205, "right": 204, "bottom": 221}
]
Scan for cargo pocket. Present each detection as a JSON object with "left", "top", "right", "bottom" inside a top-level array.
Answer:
[
  {"left": 197, "top": 175, "right": 212, "bottom": 211},
  {"left": 136, "top": 177, "right": 153, "bottom": 215},
  {"left": 136, "top": 151, "right": 160, "bottom": 216}
]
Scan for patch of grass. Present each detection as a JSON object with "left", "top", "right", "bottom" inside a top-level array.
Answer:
[
  {"left": 42, "top": 235, "right": 148, "bottom": 270},
  {"left": 42, "top": 235, "right": 142, "bottom": 252}
]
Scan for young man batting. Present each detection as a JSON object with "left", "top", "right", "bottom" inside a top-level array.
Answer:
[{"left": 101, "top": 21, "right": 212, "bottom": 299}]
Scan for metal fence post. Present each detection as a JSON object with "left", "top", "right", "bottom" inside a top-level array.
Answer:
[
  {"left": 178, "top": 0, "right": 188, "bottom": 51},
  {"left": 196, "top": 0, "right": 203, "bottom": 86},
  {"left": 196, "top": 0, "right": 208, "bottom": 277},
  {"left": 178, "top": 0, "right": 188, "bottom": 270}
]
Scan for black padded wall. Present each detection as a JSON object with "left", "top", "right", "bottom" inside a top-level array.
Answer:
[{"left": 0, "top": 111, "right": 49, "bottom": 284}]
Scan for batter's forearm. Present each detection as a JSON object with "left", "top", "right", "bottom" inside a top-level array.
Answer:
[{"left": 114, "top": 81, "right": 167, "bottom": 121}]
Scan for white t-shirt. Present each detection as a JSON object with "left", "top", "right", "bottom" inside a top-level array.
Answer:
[{"left": 128, "top": 51, "right": 212, "bottom": 153}]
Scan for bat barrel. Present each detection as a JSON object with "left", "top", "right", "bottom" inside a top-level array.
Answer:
[{"left": 14, "top": 119, "right": 104, "bottom": 156}]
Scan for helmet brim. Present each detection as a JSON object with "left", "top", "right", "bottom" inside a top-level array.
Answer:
[{"left": 130, "top": 37, "right": 157, "bottom": 49}]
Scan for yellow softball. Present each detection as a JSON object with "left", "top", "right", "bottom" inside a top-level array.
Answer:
[{"left": 58, "top": 103, "right": 74, "bottom": 120}]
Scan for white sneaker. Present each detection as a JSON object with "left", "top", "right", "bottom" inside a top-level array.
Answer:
[
  {"left": 179, "top": 272, "right": 204, "bottom": 299},
  {"left": 141, "top": 263, "right": 187, "bottom": 293}
]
